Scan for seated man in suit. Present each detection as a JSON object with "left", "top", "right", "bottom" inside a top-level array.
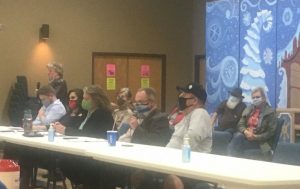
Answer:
[
  {"left": 125, "top": 87, "right": 172, "bottom": 146},
  {"left": 103, "top": 88, "right": 172, "bottom": 189}
]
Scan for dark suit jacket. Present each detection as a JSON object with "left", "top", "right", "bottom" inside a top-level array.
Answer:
[
  {"left": 131, "top": 108, "right": 172, "bottom": 146},
  {"left": 65, "top": 107, "right": 114, "bottom": 139}
]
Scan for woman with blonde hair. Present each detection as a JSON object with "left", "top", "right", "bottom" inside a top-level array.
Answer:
[
  {"left": 54, "top": 85, "right": 113, "bottom": 138},
  {"left": 55, "top": 85, "right": 114, "bottom": 188}
]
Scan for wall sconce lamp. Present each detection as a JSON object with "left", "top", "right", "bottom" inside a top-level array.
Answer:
[{"left": 39, "top": 24, "right": 49, "bottom": 41}]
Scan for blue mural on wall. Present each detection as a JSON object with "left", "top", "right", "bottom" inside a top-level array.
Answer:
[
  {"left": 205, "top": 0, "right": 240, "bottom": 113},
  {"left": 206, "top": 0, "right": 300, "bottom": 112},
  {"left": 276, "top": 0, "right": 300, "bottom": 108},
  {"left": 239, "top": 0, "right": 277, "bottom": 106}
]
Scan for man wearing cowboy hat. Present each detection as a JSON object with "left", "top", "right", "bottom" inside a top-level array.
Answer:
[{"left": 211, "top": 87, "right": 246, "bottom": 134}]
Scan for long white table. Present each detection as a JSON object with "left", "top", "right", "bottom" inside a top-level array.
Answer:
[{"left": 1, "top": 126, "right": 300, "bottom": 189}]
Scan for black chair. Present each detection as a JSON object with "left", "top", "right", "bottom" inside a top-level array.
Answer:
[
  {"left": 211, "top": 130, "right": 232, "bottom": 155},
  {"left": 272, "top": 142, "right": 300, "bottom": 166},
  {"left": 243, "top": 117, "right": 284, "bottom": 161}
]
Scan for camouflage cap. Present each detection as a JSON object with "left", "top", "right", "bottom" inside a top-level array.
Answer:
[{"left": 47, "top": 63, "right": 63, "bottom": 76}]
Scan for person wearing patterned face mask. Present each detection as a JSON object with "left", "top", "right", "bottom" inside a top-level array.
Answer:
[
  {"left": 227, "top": 87, "right": 277, "bottom": 160},
  {"left": 126, "top": 87, "right": 171, "bottom": 146},
  {"left": 211, "top": 87, "right": 246, "bottom": 134}
]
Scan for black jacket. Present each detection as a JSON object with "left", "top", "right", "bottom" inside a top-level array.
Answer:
[
  {"left": 65, "top": 108, "right": 114, "bottom": 139},
  {"left": 132, "top": 108, "right": 172, "bottom": 146}
]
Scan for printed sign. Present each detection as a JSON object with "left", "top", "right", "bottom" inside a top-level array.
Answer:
[
  {"left": 141, "top": 78, "right": 150, "bottom": 88},
  {"left": 107, "top": 78, "right": 116, "bottom": 90},
  {"left": 141, "top": 65, "right": 150, "bottom": 77},
  {"left": 106, "top": 64, "right": 116, "bottom": 77}
]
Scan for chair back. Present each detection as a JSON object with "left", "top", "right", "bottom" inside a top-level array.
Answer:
[
  {"left": 272, "top": 142, "right": 300, "bottom": 166},
  {"left": 272, "top": 118, "right": 284, "bottom": 150},
  {"left": 211, "top": 131, "right": 232, "bottom": 155}
]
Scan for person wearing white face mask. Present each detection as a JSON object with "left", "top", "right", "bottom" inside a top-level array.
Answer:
[
  {"left": 32, "top": 85, "right": 66, "bottom": 129},
  {"left": 227, "top": 87, "right": 277, "bottom": 159},
  {"left": 211, "top": 88, "right": 246, "bottom": 134}
]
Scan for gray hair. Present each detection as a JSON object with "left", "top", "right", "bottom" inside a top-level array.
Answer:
[
  {"left": 251, "top": 87, "right": 269, "bottom": 104},
  {"left": 137, "top": 87, "right": 156, "bottom": 103}
]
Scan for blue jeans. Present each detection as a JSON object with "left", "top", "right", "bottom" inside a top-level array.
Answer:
[{"left": 227, "top": 132, "right": 260, "bottom": 157}]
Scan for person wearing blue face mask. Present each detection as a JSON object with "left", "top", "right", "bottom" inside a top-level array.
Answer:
[
  {"left": 32, "top": 85, "right": 66, "bottom": 130},
  {"left": 128, "top": 87, "right": 172, "bottom": 146},
  {"left": 211, "top": 87, "right": 246, "bottom": 134},
  {"left": 227, "top": 87, "right": 276, "bottom": 160}
]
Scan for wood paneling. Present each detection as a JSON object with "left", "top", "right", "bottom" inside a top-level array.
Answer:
[{"left": 92, "top": 53, "right": 165, "bottom": 110}]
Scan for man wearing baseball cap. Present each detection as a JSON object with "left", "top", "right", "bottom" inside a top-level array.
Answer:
[
  {"left": 47, "top": 62, "right": 68, "bottom": 106},
  {"left": 164, "top": 82, "right": 212, "bottom": 189},
  {"left": 166, "top": 82, "right": 212, "bottom": 153},
  {"left": 211, "top": 87, "right": 246, "bottom": 134}
]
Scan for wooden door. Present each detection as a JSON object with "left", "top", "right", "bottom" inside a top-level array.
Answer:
[
  {"left": 127, "top": 56, "right": 163, "bottom": 109},
  {"left": 93, "top": 55, "right": 128, "bottom": 103},
  {"left": 92, "top": 53, "right": 166, "bottom": 110}
]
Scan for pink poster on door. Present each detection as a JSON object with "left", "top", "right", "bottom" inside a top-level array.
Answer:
[
  {"left": 106, "top": 64, "right": 116, "bottom": 77},
  {"left": 141, "top": 65, "right": 150, "bottom": 77}
]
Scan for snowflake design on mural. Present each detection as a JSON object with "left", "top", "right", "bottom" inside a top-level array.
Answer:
[
  {"left": 243, "top": 11, "right": 251, "bottom": 26},
  {"left": 263, "top": 48, "right": 273, "bottom": 65},
  {"left": 221, "top": 56, "right": 238, "bottom": 88},
  {"left": 207, "top": 20, "right": 223, "bottom": 48},
  {"left": 282, "top": 7, "right": 293, "bottom": 26}
]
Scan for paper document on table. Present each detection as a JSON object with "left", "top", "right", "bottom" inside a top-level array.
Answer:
[
  {"left": 0, "top": 126, "right": 23, "bottom": 132},
  {"left": 62, "top": 137, "right": 106, "bottom": 142}
]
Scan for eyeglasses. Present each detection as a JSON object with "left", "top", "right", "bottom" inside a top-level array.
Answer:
[
  {"left": 134, "top": 101, "right": 149, "bottom": 106},
  {"left": 252, "top": 96, "right": 261, "bottom": 99}
]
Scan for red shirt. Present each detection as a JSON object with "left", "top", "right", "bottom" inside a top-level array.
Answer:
[{"left": 247, "top": 108, "right": 260, "bottom": 130}]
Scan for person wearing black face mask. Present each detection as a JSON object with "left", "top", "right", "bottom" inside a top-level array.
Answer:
[
  {"left": 164, "top": 83, "right": 212, "bottom": 189},
  {"left": 111, "top": 88, "right": 134, "bottom": 132},
  {"left": 166, "top": 82, "right": 212, "bottom": 153},
  {"left": 227, "top": 87, "right": 276, "bottom": 160}
]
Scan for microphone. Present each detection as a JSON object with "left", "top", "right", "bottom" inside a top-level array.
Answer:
[
  {"left": 36, "top": 82, "right": 40, "bottom": 90},
  {"left": 35, "top": 82, "right": 41, "bottom": 98}
]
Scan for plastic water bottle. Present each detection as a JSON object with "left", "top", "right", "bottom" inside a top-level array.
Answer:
[
  {"left": 48, "top": 123, "right": 55, "bottom": 142},
  {"left": 182, "top": 134, "right": 191, "bottom": 162}
]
